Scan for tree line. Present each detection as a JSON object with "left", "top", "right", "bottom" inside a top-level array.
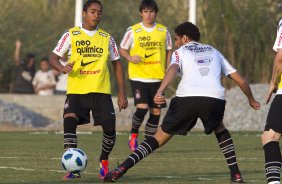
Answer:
[{"left": 0, "top": 0, "right": 281, "bottom": 96}]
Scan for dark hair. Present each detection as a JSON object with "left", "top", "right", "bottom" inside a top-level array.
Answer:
[
  {"left": 139, "top": 0, "right": 158, "bottom": 13},
  {"left": 175, "top": 22, "right": 200, "bottom": 41},
  {"left": 23, "top": 53, "right": 35, "bottom": 65},
  {"left": 40, "top": 57, "right": 49, "bottom": 63},
  {"left": 83, "top": 0, "right": 102, "bottom": 12}
]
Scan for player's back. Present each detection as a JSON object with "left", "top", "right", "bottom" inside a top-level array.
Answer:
[{"left": 175, "top": 42, "right": 235, "bottom": 100}]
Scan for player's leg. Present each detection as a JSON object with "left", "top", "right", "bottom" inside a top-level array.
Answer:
[
  {"left": 129, "top": 80, "right": 149, "bottom": 151},
  {"left": 262, "top": 130, "right": 281, "bottom": 184},
  {"left": 103, "top": 127, "right": 173, "bottom": 182},
  {"left": 214, "top": 123, "right": 243, "bottom": 183},
  {"left": 93, "top": 94, "right": 117, "bottom": 179},
  {"left": 145, "top": 108, "right": 161, "bottom": 139},
  {"left": 262, "top": 95, "right": 282, "bottom": 184},
  {"left": 144, "top": 82, "right": 166, "bottom": 139},
  {"left": 62, "top": 95, "right": 84, "bottom": 179}
]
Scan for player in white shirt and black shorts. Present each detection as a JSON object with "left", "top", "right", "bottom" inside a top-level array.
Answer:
[
  {"left": 262, "top": 19, "right": 282, "bottom": 184},
  {"left": 103, "top": 22, "right": 260, "bottom": 183}
]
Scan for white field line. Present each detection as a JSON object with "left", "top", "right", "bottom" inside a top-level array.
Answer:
[
  {"left": 198, "top": 177, "right": 212, "bottom": 180},
  {"left": 0, "top": 157, "right": 19, "bottom": 159},
  {"left": 0, "top": 166, "right": 35, "bottom": 171}
]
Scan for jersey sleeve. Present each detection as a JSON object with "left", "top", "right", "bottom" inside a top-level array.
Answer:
[
  {"left": 166, "top": 29, "right": 172, "bottom": 50},
  {"left": 52, "top": 31, "right": 71, "bottom": 57},
  {"left": 120, "top": 27, "right": 133, "bottom": 50},
  {"left": 217, "top": 51, "right": 237, "bottom": 76},
  {"left": 273, "top": 19, "right": 282, "bottom": 52},
  {"left": 109, "top": 36, "right": 120, "bottom": 61}
]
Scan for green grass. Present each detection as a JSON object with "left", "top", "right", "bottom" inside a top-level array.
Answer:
[{"left": 0, "top": 131, "right": 266, "bottom": 184}]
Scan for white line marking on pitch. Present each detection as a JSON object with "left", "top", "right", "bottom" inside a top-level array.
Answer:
[
  {"left": 0, "top": 166, "right": 34, "bottom": 171},
  {"left": 0, "top": 157, "right": 19, "bottom": 159},
  {"left": 198, "top": 177, "right": 213, "bottom": 180}
]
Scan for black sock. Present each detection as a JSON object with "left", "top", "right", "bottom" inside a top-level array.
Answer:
[
  {"left": 63, "top": 117, "right": 78, "bottom": 150},
  {"left": 145, "top": 114, "right": 160, "bottom": 139},
  {"left": 215, "top": 129, "right": 240, "bottom": 176},
  {"left": 120, "top": 136, "right": 159, "bottom": 170},
  {"left": 100, "top": 130, "right": 116, "bottom": 161},
  {"left": 264, "top": 141, "right": 281, "bottom": 183},
  {"left": 131, "top": 108, "right": 148, "bottom": 134}
]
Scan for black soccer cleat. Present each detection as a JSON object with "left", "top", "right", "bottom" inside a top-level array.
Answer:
[
  {"left": 231, "top": 173, "right": 244, "bottom": 183},
  {"left": 103, "top": 166, "right": 127, "bottom": 182}
]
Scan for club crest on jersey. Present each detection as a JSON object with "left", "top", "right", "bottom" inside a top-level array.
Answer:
[
  {"left": 195, "top": 57, "right": 212, "bottom": 66},
  {"left": 64, "top": 100, "right": 69, "bottom": 110},
  {"left": 135, "top": 89, "right": 141, "bottom": 100},
  {"left": 72, "top": 31, "right": 81, "bottom": 35}
]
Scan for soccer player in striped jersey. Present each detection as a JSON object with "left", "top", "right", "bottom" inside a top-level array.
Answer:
[
  {"left": 262, "top": 18, "right": 282, "bottom": 184},
  {"left": 49, "top": 0, "right": 128, "bottom": 180},
  {"left": 103, "top": 22, "right": 260, "bottom": 183},
  {"left": 119, "top": 0, "right": 172, "bottom": 151}
]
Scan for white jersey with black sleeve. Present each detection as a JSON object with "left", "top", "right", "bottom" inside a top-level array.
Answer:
[{"left": 171, "top": 42, "right": 237, "bottom": 100}]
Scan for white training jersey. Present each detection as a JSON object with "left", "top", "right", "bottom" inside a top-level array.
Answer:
[
  {"left": 53, "top": 27, "right": 120, "bottom": 61},
  {"left": 32, "top": 70, "right": 56, "bottom": 96},
  {"left": 273, "top": 19, "right": 282, "bottom": 52},
  {"left": 171, "top": 42, "right": 237, "bottom": 100}
]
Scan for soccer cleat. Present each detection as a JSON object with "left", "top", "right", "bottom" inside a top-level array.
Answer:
[
  {"left": 103, "top": 166, "right": 127, "bottom": 182},
  {"left": 63, "top": 171, "right": 80, "bottom": 180},
  {"left": 231, "top": 173, "right": 244, "bottom": 183},
  {"left": 128, "top": 133, "right": 138, "bottom": 151},
  {"left": 98, "top": 160, "right": 109, "bottom": 179}
]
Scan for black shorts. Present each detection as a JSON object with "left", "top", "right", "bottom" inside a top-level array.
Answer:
[
  {"left": 265, "top": 95, "right": 282, "bottom": 133},
  {"left": 161, "top": 96, "right": 226, "bottom": 135},
  {"left": 63, "top": 93, "right": 115, "bottom": 126},
  {"left": 130, "top": 80, "right": 166, "bottom": 108}
]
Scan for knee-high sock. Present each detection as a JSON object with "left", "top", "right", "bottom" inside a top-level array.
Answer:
[
  {"left": 131, "top": 108, "right": 148, "bottom": 134},
  {"left": 145, "top": 114, "right": 160, "bottom": 139},
  {"left": 63, "top": 117, "right": 78, "bottom": 150},
  {"left": 215, "top": 129, "right": 240, "bottom": 175},
  {"left": 264, "top": 141, "right": 281, "bottom": 183},
  {"left": 100, "top": 130, "right": 116, "bottom": 161},
  {"left": 120, "top": 136, "right": 159, "bottom": 170}
]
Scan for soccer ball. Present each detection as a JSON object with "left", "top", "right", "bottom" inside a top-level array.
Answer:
[{"left": 61, "top": 148, "right": 88, "bottom": 172}]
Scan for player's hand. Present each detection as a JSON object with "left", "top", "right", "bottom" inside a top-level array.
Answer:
[
  {"left": 248, "top": 99, "right": 260, "bottom": 110},
  {"left": 154, "top": 91, "right": 165, "bottom": 105},
  {"left": 266, "top": 82, "right": 277, "bottom": 104},
  {"left": 61, "top": 62, "right": 74, "bottom": 74},
  {"left": 117, "top": 90, "right": 128, "bottom": 111},
  {"left": 128, "top": 55, "right": 142, "bottom": 64},
  {"left": 15, "top": 39, "right": 22, "bottom": 48}
]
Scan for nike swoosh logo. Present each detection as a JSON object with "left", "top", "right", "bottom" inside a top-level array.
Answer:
[
  {"left": 81, "top": 60, "right": 98, "bottom": 66},
  {"left": 144, "top": 52, "right": 156, "bottom": 58}
]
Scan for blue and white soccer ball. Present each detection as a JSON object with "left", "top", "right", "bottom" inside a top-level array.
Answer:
[{"left": 61, "top": 148, "right": 88, "bottom": 172}]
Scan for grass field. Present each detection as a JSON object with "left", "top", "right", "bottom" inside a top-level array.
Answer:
[{"left": 0, "top": 131, "right": 267, "bottom": 184}]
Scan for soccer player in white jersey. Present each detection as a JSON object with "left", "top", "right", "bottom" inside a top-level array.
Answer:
[
  {"left": 103, "top": 22, "right": 260, "bottom": 183},
  {"left": 119, "top": 0, "right": 172, "bottom": 151},
  {"left": 49, "top": 0, "right": 127, "bottom": 180},
  {"left": 262, "top": 18, "right": 282, "bottom": 184}
]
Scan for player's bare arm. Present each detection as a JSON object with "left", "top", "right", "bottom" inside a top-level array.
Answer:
[
  {"left": 154, "top": 64, "right": 179, "bottom": 104},
  {"left": 166, "top": 50, "right": 172, "bottom": 69},
  {"left": 229, "top": 72, "right": 260, "bottom": 110},
  {"left": 119, "top": 48, "right": 142, "bottom": 64},
  {"left": 14, "top": 39, "right": 22, "bottom": 66},
  {"left": 266, "top": 49, "right": 282, "bottom": 104},
  {"left": 49, "top": 53, "right": 74, "bottom": 74},
  {"left": 112, "top": 59, "right": 128, "bottom": 111}
]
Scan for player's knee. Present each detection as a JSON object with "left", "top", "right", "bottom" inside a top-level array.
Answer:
[
  {"left": 154, "top": 128, "right": 172, "bottom": 147},
  {"left": 149, "top": 108, "right": 161, "bottom": 115},
  {"left": 261, "top": 130, "right": 281, "bottom": 145},
  {"left": 101, "top": 119, "right": 116, "bottom": 135},
  {"left": 64, "top": 113, "right": 77, "bottom": 119},
  {"left": 135, "top": 108, "right": 148, "bottom": 119}
]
